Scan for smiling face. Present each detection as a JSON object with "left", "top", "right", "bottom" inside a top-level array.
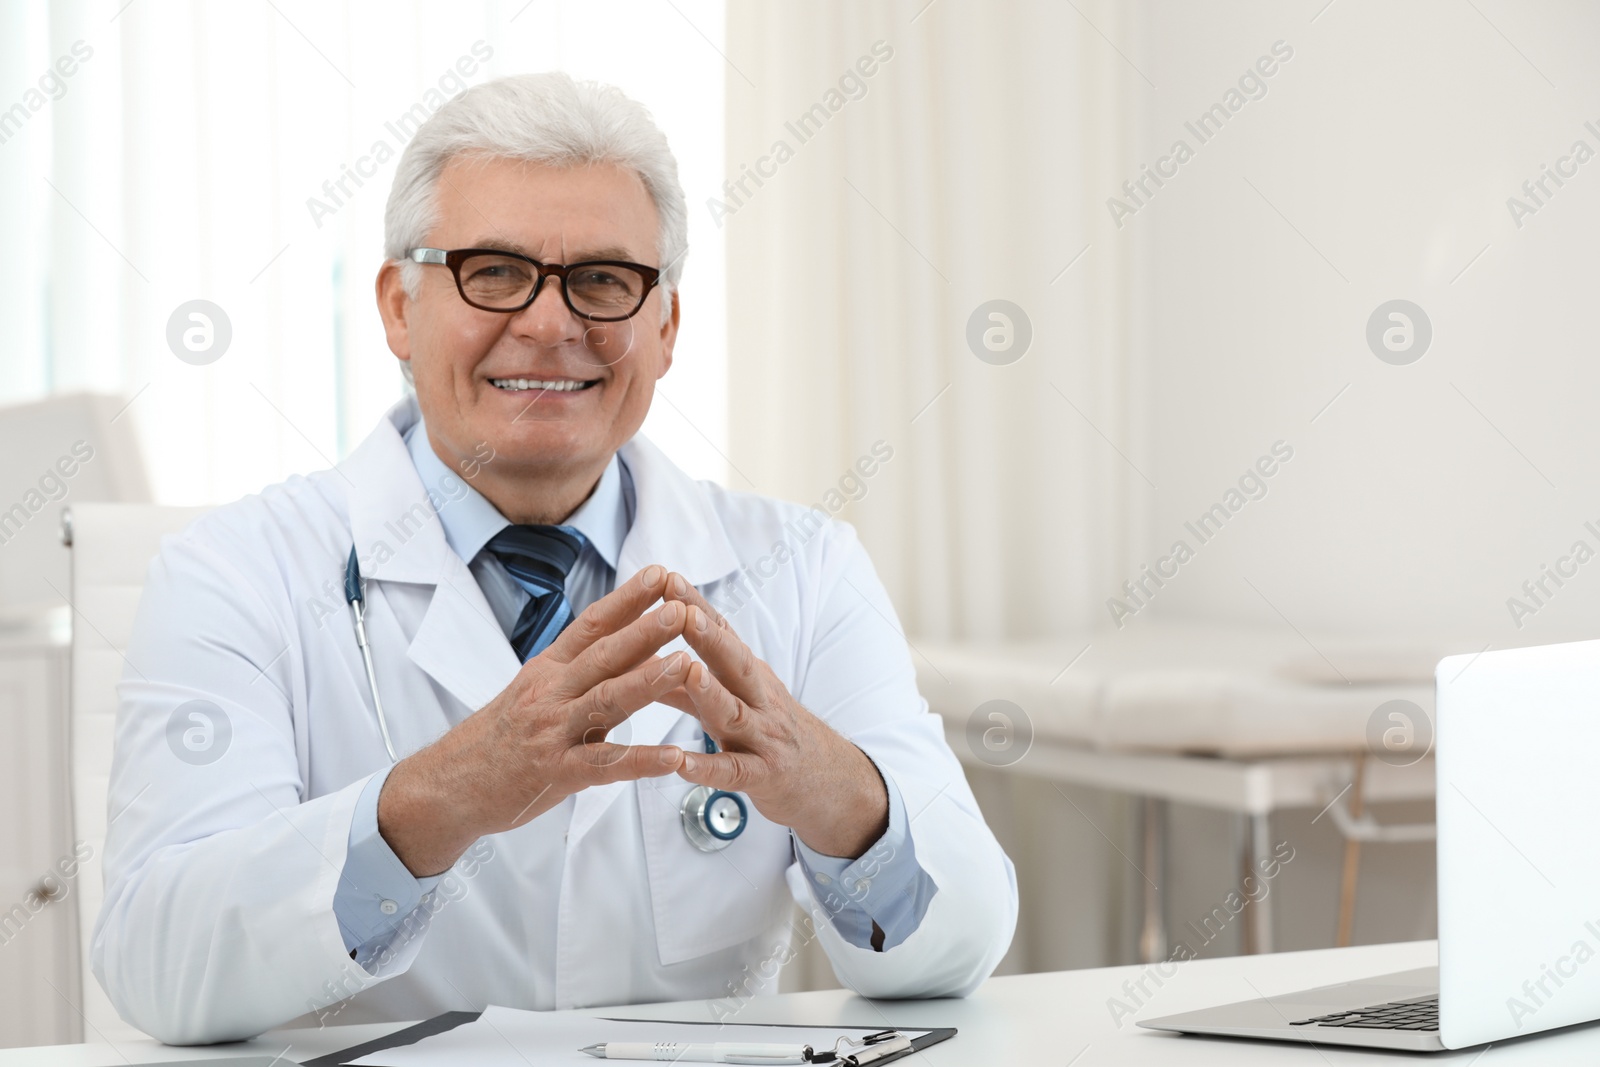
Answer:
[{"left": 377, "top": 155, "right": 678, "bottom": 518}]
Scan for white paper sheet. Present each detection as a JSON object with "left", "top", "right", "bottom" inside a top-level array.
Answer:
[{"left": 349, "top": 1005, "right": 933, "bottom": 1067}]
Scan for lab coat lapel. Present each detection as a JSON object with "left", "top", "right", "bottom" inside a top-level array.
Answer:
[
  {"left": 404, "top": 556, "right": 522, "bottom": 714},
  {"left": 566, "top": 433, "right": 743, "bottom": 845},
  {"left": 340, "top": 397, "right": 522, "bottom": 716}
]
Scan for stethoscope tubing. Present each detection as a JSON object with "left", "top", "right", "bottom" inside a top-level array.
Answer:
[{"left": 346, "top": 547, "right": 399, "bottom": 763}]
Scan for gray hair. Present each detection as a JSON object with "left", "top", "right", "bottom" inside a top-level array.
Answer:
[{"left": 384, "top": 73, "right": 688, "bottom": 382}]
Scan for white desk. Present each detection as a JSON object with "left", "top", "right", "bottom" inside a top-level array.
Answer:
[{"left": 10, "top": 941, "right": 1600, "bottom": 1064}]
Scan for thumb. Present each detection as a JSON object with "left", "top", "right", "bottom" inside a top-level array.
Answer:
[
  {"left": 681, "top": 749, "right": 759, "bottom": 792},
  {"left": 585, "top": 742, "right": 684, "bottom": 785}
]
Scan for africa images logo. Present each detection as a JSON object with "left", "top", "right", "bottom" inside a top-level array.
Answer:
[{"left": 166, "top": 700, "right": 232, "bottom": 766}]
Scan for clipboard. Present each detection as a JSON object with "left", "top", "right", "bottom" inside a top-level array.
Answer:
[{"left": 303, "top": 1011, "right": 956, "bottom": 1067}]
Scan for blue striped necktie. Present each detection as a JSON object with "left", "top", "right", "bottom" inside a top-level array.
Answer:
[{"left": 484, "top": 524, "right": 588, "bottom": 662}]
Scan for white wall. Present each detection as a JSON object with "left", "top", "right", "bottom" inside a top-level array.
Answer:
[
  {"left": 1046, "top": 0, "right": 1600, "bottom": 976},
  {"left": 1135, "top": 0, "right": 1600, "bottom": 647}
]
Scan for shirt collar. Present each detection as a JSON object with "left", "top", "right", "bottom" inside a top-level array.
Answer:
[{"left": 402, "top": 418, "right": 630, "bottom": 569}]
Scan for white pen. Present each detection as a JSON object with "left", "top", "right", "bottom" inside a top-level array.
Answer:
[{"left": 578, "top": 1041, "right": 812, "bottom": 1064}]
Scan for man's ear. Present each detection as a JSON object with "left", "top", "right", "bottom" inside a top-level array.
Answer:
[
  {"left": 375, "top": 261, "right": 413, "bottom": 370},
  {"left": 656, "top": 288, "right": 680, "bottom": 379}
]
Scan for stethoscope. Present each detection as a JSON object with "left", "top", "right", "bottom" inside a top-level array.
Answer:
[
  {"left": 679, "top": 735, "right": 748, "bottom": 852},
  {"left": 344, "top": 546, "right": 748, "bottom": 851},
  {"left": 346, "top": 547, "right": 399, "bottom": 763}
]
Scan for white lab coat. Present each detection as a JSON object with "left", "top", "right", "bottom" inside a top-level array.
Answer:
[{"left": 92, "top": 396, "right": 1017, "bottom": 1044}]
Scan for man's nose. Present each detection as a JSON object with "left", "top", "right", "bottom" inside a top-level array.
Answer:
[{"left": 508, "top": 275, "right": 582, "bottom": 346}]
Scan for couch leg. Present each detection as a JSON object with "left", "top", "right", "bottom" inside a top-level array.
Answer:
[
  {"left": 1137, "top": 796, "right": 1168, "bottom": 963},
  {"left": 1240, "top": 811, "right": 1274, "bottom": 954},
  {"left": 1335, "top": 755, "right": 1368, "bottom": 947}
]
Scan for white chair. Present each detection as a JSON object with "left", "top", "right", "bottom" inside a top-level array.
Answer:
[
  {"left": 0, "top": 392, "right": 151, "bottom": 617},
  {"left": 64, "top": 502, "right": 209, "bottom": 1045}
]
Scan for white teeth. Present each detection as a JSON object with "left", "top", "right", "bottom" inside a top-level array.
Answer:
[{"left": 491, "top": 378, "right": 592, "bottom": 392}]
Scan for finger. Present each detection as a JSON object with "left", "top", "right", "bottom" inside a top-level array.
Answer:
[
  {"left": 558, "top": 600, "right": 687, "bottom": 697},
  {"left": 654, "top": 685, "right": 696, "bottom": 719},
  {"left": 650, "top": 670, "right": 743, "bottom": 741},
  {"left": 571, "top": 741, "right": 685, "bottom": 785},
  {"left": 679, "top": 659, "right": 755, "bottom": 744},
  {"left": 679, "top": 748, "right": 763, "bottom": 792},
  {"left": 542, "top": 564, "right": 668, "bottom": 664},
  {"left": 660, "top": 572, "right": 731, "bottom": 630},
  {"left": 569, "top": 650, "right": 692, "bottom": 738},
  {"left": 678, "top": 604, "right": 768, "bottom": 708}
]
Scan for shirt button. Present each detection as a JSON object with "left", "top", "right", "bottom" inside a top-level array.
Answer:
[
  {"left": 813, "top": 872, "right": 832, "bottom": 886},
  {"left": 420, "top": 893, "right": 432, "bottom": 904},
  {"left": 852, "top": 877, "right": 872, "bottom": 892},
  {"left": 379, "top": 899, "right": 399, "bottom": 915}
]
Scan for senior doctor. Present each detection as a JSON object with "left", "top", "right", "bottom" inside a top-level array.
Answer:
[{"left": 94, "top": 72, "right": 1017, "bottom": 1045}]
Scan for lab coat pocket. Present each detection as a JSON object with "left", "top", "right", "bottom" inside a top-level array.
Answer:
[{"left": 638, "top": 770, "right": 794, "bottom": 966}]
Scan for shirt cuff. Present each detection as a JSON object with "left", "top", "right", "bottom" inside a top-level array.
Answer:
[
  {"left": 333, "top": 765, "right": 443, "bottom": 959},
  {"left": 792, "top": 757, "right": 937, "bottom": 951}
]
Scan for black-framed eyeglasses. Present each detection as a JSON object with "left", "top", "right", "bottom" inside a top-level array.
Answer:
[{"left": 407, "top": 247, "right": 662, "bottom": 322}]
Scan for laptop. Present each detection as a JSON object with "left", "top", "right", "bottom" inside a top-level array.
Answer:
[{"left": 1140, "top": 637, "right": 1600, "bottom": 1052}]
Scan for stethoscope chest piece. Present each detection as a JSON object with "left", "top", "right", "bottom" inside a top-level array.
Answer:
[
  {"left": 680, "top": 735, "right": 748, "bottom": 852},
  {"left": 680, "top": 786, "right": 747, "bottom": 851}
]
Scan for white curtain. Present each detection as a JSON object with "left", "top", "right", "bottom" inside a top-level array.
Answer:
[
  {"left": 727, "top": 0, "right": 1151, "bottom": 982},
  {"left": 0, "top": 0, "right": 728, "bottom": 510},
  {"left": 726, "top": 0, "right": 1145, "bottom": 642}
]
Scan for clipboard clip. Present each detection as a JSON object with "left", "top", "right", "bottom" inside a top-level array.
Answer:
[{"left": 807, "top": 1030, "right": 914, "bottom": 1066}]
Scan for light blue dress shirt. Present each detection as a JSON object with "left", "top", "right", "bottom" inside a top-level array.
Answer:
[{"left": 333, "top": 419, "right": 933, "bottom": 964}]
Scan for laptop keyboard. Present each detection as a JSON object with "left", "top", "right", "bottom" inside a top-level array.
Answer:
[{"left": 1290, "top": 995, "right": 1439, "bottom": 1031}]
